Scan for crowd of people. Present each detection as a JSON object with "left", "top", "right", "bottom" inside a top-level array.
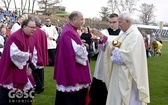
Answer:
[
  {"left": 0, "top": 8, "right": 18, "bottom": 25},
  {"left": 0, "top": 8, "right": 155, "bottom": 105},
  {"left": 142, "top": 30, "right": 163, "bottom": 57}
]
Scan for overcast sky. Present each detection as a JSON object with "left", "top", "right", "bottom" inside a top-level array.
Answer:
[
  {"left": 0, "top": 0, "right": 167, "bottom": 23},
  {"left": 60, "top": 0, "right": 168, "bottom": 23}
]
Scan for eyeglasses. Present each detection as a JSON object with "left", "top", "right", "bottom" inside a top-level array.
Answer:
[
  {"left": 27, "top": 25, "right": 36, "bottom": 29},
  {"left": 108, "top": 21, "right": 117, "bottom": 24}
]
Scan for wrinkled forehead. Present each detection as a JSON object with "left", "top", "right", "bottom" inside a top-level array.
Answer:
[
  {"left": 118, "top": 17, "right": 126, "bottom": 23},
  {"left": 118, "top": 16, "right": 124, "bottom": 20}
]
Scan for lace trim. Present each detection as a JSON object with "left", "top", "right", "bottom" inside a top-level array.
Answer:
[
  {"left": 71, "top": 39, "right": 88, "bottom": 66},
  {"left": 31, "top": 47, "right": 37, "bottom": 67},
  {"left": 0, "top": 78, "right": 34, "bottom": 91},
  {"left": 10, "top": 43, "right": 38, "bottom": 69},
  {"left": 57, "top": 84, "right": 90, "bottom": 92},
  {"left": 98, "top": 37, "right": 107, "bottom": 51},
  {"left": 98, "top": 43, "right": 106, "bottom": 51},
  {"left": 110, "top": 47, "right": 124, "bottom": 65},
  {"left": 10, "top": 43, "right": 29, "bottom": 69}
]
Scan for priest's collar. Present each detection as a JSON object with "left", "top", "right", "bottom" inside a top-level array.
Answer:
[
  {"left": 69, "top": 23, "right": 78, "bottom": 31},
  {"left": 113, "top": 28, "right": 118, "bottom": 31},
  {"left": 108, "top": 28, "right": 120, "bottom": 31},
  {"left": 46, "top": 24, "right": 51, "bottom": 27},
  {"left": 123, "top": 25, "right": 134, "bottom": 36},
  {"left": 17, "top": 22, "right": 20, "bottom": 25}
]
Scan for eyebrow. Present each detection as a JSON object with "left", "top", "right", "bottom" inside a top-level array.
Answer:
[{"left": 108, "top": 21, "right": 117, "bottom": 23}]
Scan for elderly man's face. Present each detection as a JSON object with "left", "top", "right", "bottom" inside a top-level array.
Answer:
[{"left": 118, "top": 17, "right": 129, "bottom": 32}]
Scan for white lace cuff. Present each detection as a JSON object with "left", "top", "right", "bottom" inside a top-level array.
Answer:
[
  {"left": 71, "top": 39, "right": 88, "bottom": 66},
  {"left": 10, "top": 43, "right": 30, "bottom": 69},
  {"left": 98, "top": 43, "right": 106, "bottom": 51},
  {"left": 110, "top": 47, "right": 124, "bottom": 65}
]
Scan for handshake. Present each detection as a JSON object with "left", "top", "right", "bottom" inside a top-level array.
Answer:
[{"left": 112, "top": 40, "right": 121, "bottom": 47}]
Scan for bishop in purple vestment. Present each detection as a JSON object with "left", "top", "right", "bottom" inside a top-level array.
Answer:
[
  {"left": 54, "top": 11, "right": 91, "bottom": 105},
  {"left": 0, "top": 18, "right": 37, "bottom": 105},
  {"left": 32, "top": 16, "right": 48, "bottom": 94}
]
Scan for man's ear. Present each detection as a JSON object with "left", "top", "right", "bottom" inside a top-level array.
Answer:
[{"left": 126, "top": 19, "right": 130, "bottom": 24}]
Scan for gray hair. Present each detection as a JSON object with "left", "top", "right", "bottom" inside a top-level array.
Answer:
[
  {"left": 33, "top": 16, "right": 41, "bottom": 27},
  {"left": 119, "top": 12, "right": 133, "bottom": 23}
]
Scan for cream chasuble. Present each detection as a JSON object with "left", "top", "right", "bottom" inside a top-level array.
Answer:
[{"left": 106, "top": 25, "right": 150, "bottom": 105}]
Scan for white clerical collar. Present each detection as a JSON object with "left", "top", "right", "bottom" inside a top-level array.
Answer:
[
  {"left": 122, "top": 31, "right": 127, "bottom": 36},
  {"left": 112, "top": 28, "right": 118, "bottom": 31}
]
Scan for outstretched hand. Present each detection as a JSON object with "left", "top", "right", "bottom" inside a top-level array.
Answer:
[{"left": 92, "top": 29, "right": 104, "bottom": 38}]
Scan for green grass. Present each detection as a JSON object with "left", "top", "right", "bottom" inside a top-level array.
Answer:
[
  {"left": 147, "top": 41, "right": 168, "bottom": 105},
  {"left": 33, "top": 66, "right": 56, "bottom": 105},
  {"left": 33, "top": 41, "right": 168, "bottom": 105}
]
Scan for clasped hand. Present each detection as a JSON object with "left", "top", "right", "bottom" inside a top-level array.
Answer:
[
  {"left": 27, "top": 67, "right": 32, "bottom": 76},
  {"left": 91, "top": 29, "right": 103, "bottom": 42}
]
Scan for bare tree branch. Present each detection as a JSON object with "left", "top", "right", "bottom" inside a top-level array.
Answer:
[
  {"left": 27, "top": 0, "right": 31, "bottom": 13},
  {"left": 108, "top": 0, "right": 138, "bottom": 14},
  {"left": 37, "top": 0, "right": 62, "bottom": 14},
  {"left": 139, "top": 3, "right": 156, "bottom": 25},
  {"left": 1, "top": 0, "right": 12, "bottom": 11},
  {"left": 13, "top": 0, "right": 17, "bottom": 11},
  {"left": 32, "top": 0, "right": 37, "bottom": 13},
  {"left": 107, "top": 0, "right": 116, "bottom": 13}
]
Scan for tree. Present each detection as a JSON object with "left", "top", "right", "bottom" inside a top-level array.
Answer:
[
  {"left": 27, "top": 0, "right": 38, "bottom": 14},
  {"left": 20, "top": 0, "right": 28, "bottom": 14},
  {"left": 99, "top": 7, "right": 110, "bottom": 21},
  {"left": 1, "top": 0, "right": 12, "bottom": 11},
  {"left": 12, "top": 0, "right": 37, "bottom": 14},
  {"left": 13, "top": 0, "right": 17, "bottom": 12},
  {"left": 0, "top": 0, "right": 37, "bottom": 14},
  {"left": 32, "top": 0, "right": 37, "bottom": 13},
  {"left": 27, "top": 0, "right": 31, "bottom": 14},
  {"left": 138, "top": 3, "right": 155, "bottom": 25},
  {"left": 12, "top": 0, "right": 27, "bottom": 14},
  {"left": 37, "top": 0, "right": 62, "bottom": 15},
  {"left": 107, "top": 0, "right": 138, "bottom": 14},
  {"left": 107, "top": 0, "right": 117, "bottom": 13}
]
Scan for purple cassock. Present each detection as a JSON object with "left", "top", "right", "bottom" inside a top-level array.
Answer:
[
  {"left": 0, "top": 29, "right": 36, "bottom": 90},
  {"left": 54, "top": 23, "right": 91, "bottom": 87},
  {"left": 32, "top": 27, "right": 48, "bottom": 66}
]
